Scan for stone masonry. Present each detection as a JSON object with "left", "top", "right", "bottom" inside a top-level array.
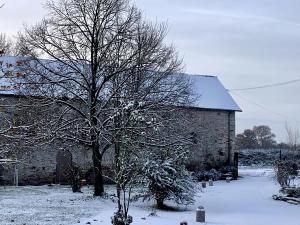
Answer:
[{"left": 0, "top": 94, "right": 236, "bottom": 185}]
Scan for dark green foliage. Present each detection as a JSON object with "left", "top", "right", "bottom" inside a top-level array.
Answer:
[{"left": 236, "top": 125, "right": 276, "bottom": 150}]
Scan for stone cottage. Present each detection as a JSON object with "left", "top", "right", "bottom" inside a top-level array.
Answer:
[{"left": 0, "top": 56, "right": 241, "bottom": 185}]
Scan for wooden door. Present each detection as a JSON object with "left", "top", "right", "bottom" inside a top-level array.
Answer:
[{"left": 56, "top": 150, "right": 72, "bottom": 184}]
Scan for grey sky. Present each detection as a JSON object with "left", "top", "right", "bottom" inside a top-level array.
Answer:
[{"left": 1, "top": 0, "right": 299, "bottom": 142}]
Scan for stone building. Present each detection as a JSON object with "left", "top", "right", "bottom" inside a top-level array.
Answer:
[
  {"left": 0, "top": 56, "right": 241, "bottom": 185},
  {"left": 184, "top": 75, "right": 241, "bottom": 171}
]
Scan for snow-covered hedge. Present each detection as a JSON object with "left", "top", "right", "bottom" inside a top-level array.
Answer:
[
  {"left": 239, "top": 149, "right": 300, "bottom": 167},
  {"left": 193, "top": 169, "right": 221, "bottom": 181}
]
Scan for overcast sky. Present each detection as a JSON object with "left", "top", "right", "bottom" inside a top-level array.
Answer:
[{"left": 1, "top": 0, "right": 300, "bottom": 142}]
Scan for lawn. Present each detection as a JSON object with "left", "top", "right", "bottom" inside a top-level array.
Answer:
[
  {"left": 0, "top": 168, "right": 299, "bottom": 225},
  {"left": 0, "top": 185, "right": 104, "bottom": 225}
]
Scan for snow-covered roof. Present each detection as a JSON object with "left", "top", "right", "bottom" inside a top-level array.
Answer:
[
  {"left": 189, "top": 75, "right": 242, "bottom": 112},
  {"left": 0, "top": 56, "right": 21, "bottom": 95},
  {"left": 0, "top": 56, "right": 241, "bottom": 111}
]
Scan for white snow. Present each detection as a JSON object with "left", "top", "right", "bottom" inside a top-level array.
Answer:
[
  {"left": 0, "top": 56, "right": 22, "bottom": 95},
  {"left": 189, "top": 75, "right": 242, "bottom": 112},
  {"left": 74, "top": 168, "right": 299, "bottom": 225},
  {"left": 0, "top": 57, "right": 241, "bottom": 112},
  {"left": 0, "top": 185, "right": 104, "bottom": 225},
  {"left": 0, "top": 168, "right": 299, "bottom": 225}
]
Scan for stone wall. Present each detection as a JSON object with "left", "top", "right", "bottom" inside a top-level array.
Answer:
[
  {"left": 180, "top": 107, "right": 236, "bottom": 171},
  {"left": 1, "top": 142, "right": 94, "bottom": 185},
  {"left": 0, "top": 95, "right": 236, "bottom": 185}
]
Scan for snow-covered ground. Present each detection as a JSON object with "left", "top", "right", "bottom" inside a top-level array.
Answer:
[
  {"left": 0, "top": 168, "right": 299, "bottom": 225},
  {"left": 0, "top": 185, "right": 104, "bottom": 225}
]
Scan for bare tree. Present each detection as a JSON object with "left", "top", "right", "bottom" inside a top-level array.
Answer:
[
  {"left": 285, "top": 123, "right": 299, "bottom": 156},
  {"left": 274, "top": 123, "right": 299, "bottom": 190},
  {"left": 16, "top": 0, "right": 191, "bottom": 198},
  {"left": 16, "top": 0, "right": 145, "bottom": 196},
  {"left": 0, "top": 34, "right": 13, "bottom": 55},
  {"left": 110, "top": 77, "right": 192, "bottom": 223}
]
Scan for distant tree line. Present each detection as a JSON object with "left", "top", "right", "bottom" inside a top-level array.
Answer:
[
  {"left": 236, "top": 125, "right": 300, "bottom": 151},
  {"left": 236, "top": 125, "right": 277, "bottom": 150}
]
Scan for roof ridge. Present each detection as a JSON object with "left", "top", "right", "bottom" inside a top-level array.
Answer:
[{"left": 187, "top": 74, "right": 217, "bottom": 78}]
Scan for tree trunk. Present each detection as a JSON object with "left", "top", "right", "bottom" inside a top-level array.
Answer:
[
  {"left": 92, "top": 143, "right": 104, "bottom": 196},
  {"left": 90, "top": 63, "right": 104, "bottom": 196},
  {"left": 156, "top": 198, "right": 165, "bottom": 209},
  {"left": 115, "top": 136, "right": 122, "bottom": 212}
]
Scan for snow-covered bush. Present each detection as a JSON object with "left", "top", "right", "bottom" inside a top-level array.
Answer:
[
  {"left": 239, "top": 149, "right": 279, "bottom": 167},
  {"left": 239, "top": 149, "right": 300, "bottom": 167},
  {"left": 194, "top": 169, "right": 221, "bottom": 182},
  {"left": 275, "top": 160, "right": 298, "bottom": 188},
  {"left": 283, "top": 187, "right": 300, "bottom": 198},
  {"left": 111, "top": 211, "right": 133, "bottom": 225},
  {"left": 142, "top": 147, "right": 197, "bottom": 209}
]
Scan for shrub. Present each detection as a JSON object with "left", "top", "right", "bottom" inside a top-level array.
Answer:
[
  {"left": 194, "top": 169, "right": 221, "bottom": 181},
  {"left": 142, "top": 148, "right": 197, "bottom": 209},
  {"left": 275, "top": 160, "right": 298, "bottom": 188}
]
